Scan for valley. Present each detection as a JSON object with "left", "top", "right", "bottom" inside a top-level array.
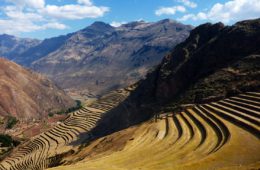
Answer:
[
  {"left": 0, "top": 19, "right": 192, "bottom": 98},
  {"left": 0, "top": 5, "right": 259, "bottom": 169}
]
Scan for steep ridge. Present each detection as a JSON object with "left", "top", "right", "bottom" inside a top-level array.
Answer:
[
  {"left": 124, "top": 19, "right": 260, "bottom": 113},
  {"left": 86, "top": 19, "right": 260, "bottom": 137},
  {"left": 0, "top": 58, "right": 75, "bottom": 120},
  {"left": 47, "top": 92, "right": 260, "bottom": 170},
  {"left": 0, "top": 86, "right": 135, "bottom": 169},
  {"left": 29, "top": 19, "right": 192, "bottom": 96}
]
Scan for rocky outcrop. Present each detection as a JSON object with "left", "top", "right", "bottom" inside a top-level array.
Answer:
[{"left": 131, "top": 19, "right": 260, "bottom": 106}]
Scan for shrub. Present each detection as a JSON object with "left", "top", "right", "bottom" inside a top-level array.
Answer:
[
  {"left": 5, "top": 116, "right": 18, "bottom": 129},
  {"left": 0, "top": 134, "right": 20, "bottom": 147},
  {"left": 0, "top": 134, "right": 12, "bottom": 147},
  {"left": 48, "top": 100, "right": 83, "bottom": 117}
]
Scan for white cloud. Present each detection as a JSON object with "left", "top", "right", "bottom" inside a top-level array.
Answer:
[
  {"left": 0, "top": 0, "right": 110, "bottom": 35},
  {"left": 42, "top": 4, "right": 109, "bottom": 19},
  {"left": 0, "top": 19, "right": 66, "bottom": 35},
  {"left": 4, "top": 6, "right": 44, "bottom": 21},
  {"left": 178, "top": 12, "right": 207, "bottom": 21},
  {"left": 178, "top": 0, "right": 260, "bottom": 24},
  {"left": 6, "top": 0, "right": 45, "bottom": 9},
  {"left": 110, "top": 21, "right": 126, "bottom": 27},
  {"left": 77, "top": 0, "right": 92, "bottom": 6},
  {"left": 177, "top": 0, "right": 197, "bottom": 8},
  {"left": 155, "top": 6, "right": 186, "bottom": 16},
  {"left": 42, "top": 22, "right": 67, "bottom": 30}
]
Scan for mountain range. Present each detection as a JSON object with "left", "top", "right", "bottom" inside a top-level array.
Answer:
[
  {"left": 0, "top": 18, "right": 259, "bottom": 170},
  {"left": 0, "top": 34, "right": 40, "bottom": 61},
  {"left": 0, "top": 19, "right": 192, "bottom": 97},
  {"left": 0, "top": 19, "right": 260, "bottom": 170}
]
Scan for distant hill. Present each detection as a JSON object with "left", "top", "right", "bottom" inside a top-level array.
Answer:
[
  {"left": 0, "top": 34, "right": 40, "bottom": 61},
  {"left": 0, "top": 19, "right": 192, "bottom": 97},
  {"left": 0, "top": 58, "right": 76, "bottom": 120}
]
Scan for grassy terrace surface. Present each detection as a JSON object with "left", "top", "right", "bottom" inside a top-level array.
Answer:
[
  {"left": 0, "top": 88, "right": 133, "bottom": 170},
  {"left": 49, "top": 92, "right": 260, "bottom": 170}
]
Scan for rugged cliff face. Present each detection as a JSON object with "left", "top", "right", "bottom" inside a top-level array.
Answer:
[
  {"left": 93, "top": 19, "right": 260, "bottom": 136},
  {"left": 0, "top": 58, "right": 76, "bottom": 120},
  {"left": 131, "top": 19, "right": 260, "bottom": 106}
]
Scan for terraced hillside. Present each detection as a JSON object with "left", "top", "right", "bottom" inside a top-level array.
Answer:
[
  {"left": 0, "top": 87, "right": 134, "bottom": 170},
  {"left": 49, "top": 92, "right": 260, "bottom": 170}
]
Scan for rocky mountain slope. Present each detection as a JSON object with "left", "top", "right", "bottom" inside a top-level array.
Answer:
[
  {"left": 87, "top": 18, "right": 260, "bottom": 138},
  {"left": 0, "top": 34, "right": 40, "bottom": 61},
  {"left": 130, "top": 18, "right": 260, "bottom": 109},
  {"left": 0, "top": 19, "right": 259, "bottom": 170},
  {"left": 7, "top": 19, "right": 191, "bottom": 96},
  {"left": 0, "top": 58, "right": 76, "bottom": 120},
  {"left": 47, "top": 18, "right": 260, "bottom": 169}
]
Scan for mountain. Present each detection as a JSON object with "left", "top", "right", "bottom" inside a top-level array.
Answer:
[
  {"left": 0, "top": 19, "right": 259, "bottom": 170},
  {"left": 130, "top": 19, "right": 260, "bottom": 109},
  {"left": 17, "top": 19, "right": 191, "bottom": 96},
  {"left": 47, "top": 18, "right": 260, "bottom": 169},
  {"left": 88, "top": 19, "right": 260, "bottom": 137},
  {"left": 0, "top": 34, "right": 40, "bottom": 60},
  {"left": 14, "top": 34, "right": 73, "bottom": 67},
  {"left": 0, "top": 58, "right": 76, "bottom": 120}
]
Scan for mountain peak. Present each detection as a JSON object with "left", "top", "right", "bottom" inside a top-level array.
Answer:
[
  {"left": 121, "top": 21, "right": 147, "bottom": 28},
  {"left": 0, "top": 34, "right": 15, "bottom": 39},
  {"left": 82, "top": 21, "right": 114, "bottom": 34},
  {"left": 89, "top": 21, "right": 114, "bottom": 30},
  {"left": 157, "top": 19, "right": 178, "bottom": 24}
]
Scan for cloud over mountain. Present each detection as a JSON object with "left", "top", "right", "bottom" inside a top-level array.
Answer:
[{"left": 0, "top": 0, "right": 109, "bottom": 34}]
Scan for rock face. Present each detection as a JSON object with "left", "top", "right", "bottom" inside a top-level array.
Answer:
[
  {"left": 0, "top": 34, "right": 40, "bottom": 61},
  {"left": 130, "top": 19, "right": 260, "bottom": 107},
  {"left": 0, "top": 58, "right": 76, "bottom": 120},
  {"left": 17, "top": 19, "right": 191, "bottom": 96},
  {"left": 94, "top": 19, "right": 260, "bottom": 135}
]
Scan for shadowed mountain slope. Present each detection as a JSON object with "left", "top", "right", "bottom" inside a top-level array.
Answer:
[
  {"left": 130, "top": 19, "right": 260, "bottom": 107},
  {"left": 87, "top": 19, "right": 260, "bottom": 137},
  {"left": 0, "top": 58, "right": 75, "bottom": 120}
]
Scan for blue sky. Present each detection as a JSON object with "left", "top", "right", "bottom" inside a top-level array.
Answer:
[{"left": 0, "top": 0, "right": 259, "bottom": 39}]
